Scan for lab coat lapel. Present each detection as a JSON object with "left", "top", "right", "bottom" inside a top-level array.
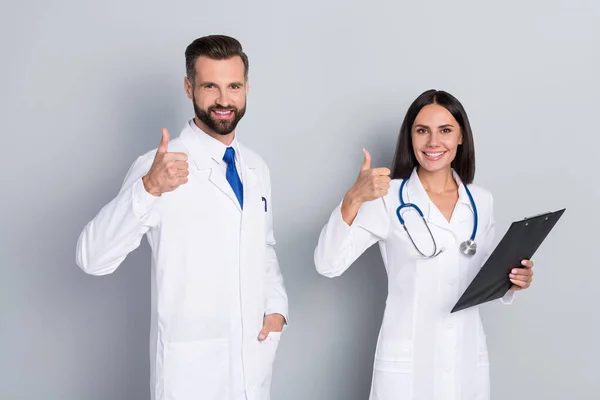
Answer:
[
  {"left": 239, "top": 151, "right": 258, "bottom": 195},
  {"left": 179, "top": 125, "right": 242, "bottom": 212},
  {"left": 239, "top": 148, "right": 259, "bottom": 215},
  {"left": 405, "top": 169, "right": 451, "bottom": 233},
  {"left": 450, "top": 171, "right": 475, "bottom": 226},
  {"left": 209, "top": 169, "right": 243, "bottom": 212}
]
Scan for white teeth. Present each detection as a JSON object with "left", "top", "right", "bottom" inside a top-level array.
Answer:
[
  {"left": 425, "top": 152, "right": 443, "bottom": 157},
  {"left": 215, "top": 111, "right": 231, "bottom": 115}
]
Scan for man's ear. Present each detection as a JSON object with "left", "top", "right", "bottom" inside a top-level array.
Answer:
[{"left": 184, "top": 77, "right": 193, "bottom": 99}]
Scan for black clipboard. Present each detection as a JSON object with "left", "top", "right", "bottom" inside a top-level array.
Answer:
[{"left": 451, "top": 208, "right": 566, "bottom": 313}]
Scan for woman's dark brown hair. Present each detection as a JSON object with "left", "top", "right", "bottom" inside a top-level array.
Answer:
[{"left": 391, "top": 89, "right": 476, "bottom": 184}]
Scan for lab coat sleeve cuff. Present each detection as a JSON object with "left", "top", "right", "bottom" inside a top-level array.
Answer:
[
  {"left": 331, "top": 203, "right": 353, "bottom": 235},
  {"left": 265, "top": 308, "right": 290, "bottom": 327},
  {"left": 331, "top": 199, "right": 387, "bottom": 238},
  {"left": 500, "top": 289, "right": 516, "bottom": 305},
  {"left": 354, "top": 203, "right": 388, "bottom": 238},
  {"left": 131, "top": 177, "right": 160, "bottom": 218}
]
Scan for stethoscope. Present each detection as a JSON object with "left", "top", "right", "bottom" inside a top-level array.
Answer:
[{"left": 395, "top": 178, "right": 478, "bottom": 258}]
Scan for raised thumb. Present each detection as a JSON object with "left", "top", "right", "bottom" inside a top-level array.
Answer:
[
  {"left": 360, "top": 148, "right": 371, "bottom": 171},
  {"left": 158, "top": 128, "right": 170, "bottom": 153}
]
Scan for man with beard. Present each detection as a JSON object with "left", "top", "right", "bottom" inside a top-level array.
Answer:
[{"left": 76, "top": 35, "right": 289, "bottom": 400}]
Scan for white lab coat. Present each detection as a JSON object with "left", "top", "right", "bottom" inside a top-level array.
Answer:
[
  {"left": 76, "top": 120, "right": 288, "bottom": 400},
  {"left": 314, "top": 168, "right": 514, "bottom": 400}
]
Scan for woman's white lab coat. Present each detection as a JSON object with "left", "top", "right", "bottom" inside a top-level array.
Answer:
[
  {"left": 76, "top": 121, "right": 288, "bottom": 400},
  {"left": 314, "top": 168, "right": 514, "bottom": 400}
]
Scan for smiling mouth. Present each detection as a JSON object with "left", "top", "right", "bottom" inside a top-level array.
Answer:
[
  {"left": 212, "top": 109, "right": 234, "bottom": 120},
  {"left": 423, "top": 151, "right": 446, "bottom": 161}
]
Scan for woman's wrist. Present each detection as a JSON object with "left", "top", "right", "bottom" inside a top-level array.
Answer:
[{"left": 341, "top": 189, "right": 363, "bottom": 226}]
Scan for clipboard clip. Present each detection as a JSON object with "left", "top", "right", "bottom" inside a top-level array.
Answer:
[
  {"left": 524, "top": 211, "right": 552, "bottom": 220},
  {"left": 523, "top": 210, "right": 558, "bottom": 226}
]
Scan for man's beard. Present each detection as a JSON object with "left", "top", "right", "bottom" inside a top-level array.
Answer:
[{"left": 193, "top": 94, "right": 246, "bottom": 135}]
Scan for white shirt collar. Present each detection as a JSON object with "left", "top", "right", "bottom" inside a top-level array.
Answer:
[{"left": 188, "top": 119, "right": 240, "bottom": 165}]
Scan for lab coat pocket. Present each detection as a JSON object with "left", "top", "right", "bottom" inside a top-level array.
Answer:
[
  {"left": 473, "top": 328, "right": 491, "bottom": 398},
  {"left": 477, "top": 323, "right": 490, "bottom": 367},
  {"left": 371, "top": 339, "right": 413, "bottom": 399},
  {"left": 164, "top": 338, "right": 229, "bottom": 400},
  {"left": 259, "top": 331, "right": 282, "bottom": 389}
]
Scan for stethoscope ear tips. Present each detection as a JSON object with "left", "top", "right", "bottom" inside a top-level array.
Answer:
[{"left": 460, "top": 240, "right": 477, "bottom": 256}]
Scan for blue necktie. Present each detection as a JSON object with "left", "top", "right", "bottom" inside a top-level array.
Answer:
[{"left": 223, "top": 147, "right": 243, "bottom": 209}]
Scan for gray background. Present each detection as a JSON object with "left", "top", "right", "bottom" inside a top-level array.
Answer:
[{"left": 1, "top": 0, "right": 598, "bottom": 399}]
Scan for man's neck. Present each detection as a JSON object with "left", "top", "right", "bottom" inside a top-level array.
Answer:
[{"left": 193, "top": 117, "right": 235, "bottom": 146}]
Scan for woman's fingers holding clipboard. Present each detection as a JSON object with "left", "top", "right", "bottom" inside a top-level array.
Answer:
[{"left": 509, "top": 259, "right": 535, "bottom": 291}]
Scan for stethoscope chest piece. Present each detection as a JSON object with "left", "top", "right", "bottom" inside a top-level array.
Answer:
[
  {"left": 459, "top": 239, "right": 477, "bottom": 256},
  {"left": 398, "top": 177, "right": 479, "bottom": 258}
]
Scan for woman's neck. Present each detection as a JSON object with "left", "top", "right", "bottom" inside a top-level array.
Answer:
[{"left": 417, "top": 167, "right": 457, "bottom": 194}]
